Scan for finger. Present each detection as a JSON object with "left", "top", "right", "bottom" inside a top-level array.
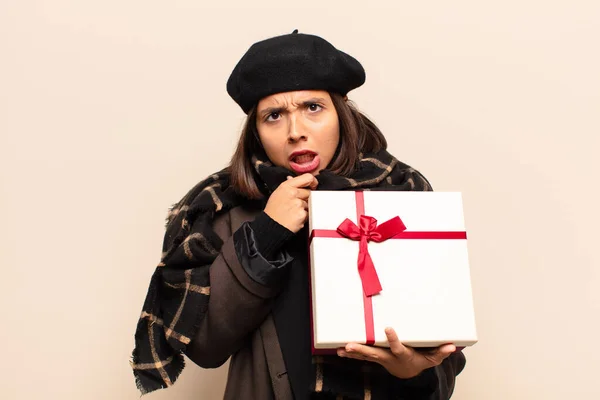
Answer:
[
  {"left": 385, "top": 327, "right": 408, "bottom": 357},
  {"left": 439, "top": 344, "right": 457, "bottom": 356},
  {"left": 422, "top": 344, "right": 456, "bottom": 367},
  {"left": 298, "top": 199, "right": 308, "bottom": 210},
  {"left": 338, "top": 348, "right": 373, "bottom": 362},
  {"left": 338, "top": 349, "right": 365, "bottom": 360},
  {"left": 344, "top": 343, "right": 392, "bottom": 364},
  {"left": 286, "top": 175, "right": 293, "bottom": 181},
  {"left": 432, "top": 343, "right": 456, "bottom": 357},
  {"left": 287, "top": 173, "right": 318, "bottom": 189},
  {"left": 295, "top": 188, "right": 311, "bottom": 200},
  {"left": 414, "top": 347, "right": 438, "bottom": 357}
]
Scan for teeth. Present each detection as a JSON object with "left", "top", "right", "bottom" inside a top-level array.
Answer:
[{"left": 294, "top": 154, "right": 315, "bottom": 163}]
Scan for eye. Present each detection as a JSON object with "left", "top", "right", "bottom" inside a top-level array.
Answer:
[
  {"left": 266, "top": 112, "right": 281, "bottom": 122},
  {"left": 308, "top": 103, "right": 322, "bottom": 112}
]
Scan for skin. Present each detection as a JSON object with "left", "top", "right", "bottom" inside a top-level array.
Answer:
[
  {"left": 255, "top": 90, "right": 339, "bottom": 177},
  {"left": 338, "top": 328, "right": 457, "bottom": 379},
  {"left": 256, "top": 90, "right": 456, "bottom": 379}
]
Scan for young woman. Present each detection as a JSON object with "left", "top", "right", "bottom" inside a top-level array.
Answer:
[{"left": 132, "top": 30, "right": 467, "bottom": 400}]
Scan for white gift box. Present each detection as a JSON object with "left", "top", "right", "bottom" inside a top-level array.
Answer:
[{"left": 307, "top": 191, "right": 478, "bottom": 352}]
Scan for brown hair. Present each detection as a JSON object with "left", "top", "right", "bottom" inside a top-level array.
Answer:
[{"left": 228, "top": 92, "right": 387, "bottom": 199}]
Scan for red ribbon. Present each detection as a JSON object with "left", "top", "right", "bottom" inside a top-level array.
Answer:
[
  {"left": 336, "top": 215, "right": 407, "bottom": 297},
  {"left": 309, "top": 191, "right": 467, "bottom": 347}
]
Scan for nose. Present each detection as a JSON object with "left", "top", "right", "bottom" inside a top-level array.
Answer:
[{"left": 287, "top": 114, "right": 307, "bottom": 143}]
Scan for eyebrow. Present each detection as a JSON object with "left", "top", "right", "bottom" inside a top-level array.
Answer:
[{"left": 258, "top": 97, "right": 327, "bottom": 118}]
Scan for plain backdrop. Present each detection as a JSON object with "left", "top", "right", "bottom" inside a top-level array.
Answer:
[{"left": 1, "top": 1, "right": 599, "bottom": 399}]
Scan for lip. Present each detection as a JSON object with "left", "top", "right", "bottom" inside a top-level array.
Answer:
[
  {"left": 288, "top": 149, "right": 318, "bottom": 160},
  {"left": 288, "top": 150, "right": 320, "bottom": 174}
]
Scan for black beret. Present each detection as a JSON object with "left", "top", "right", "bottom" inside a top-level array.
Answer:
[{"left": 226, "top": 30, "right": 366, "bottom": 114}]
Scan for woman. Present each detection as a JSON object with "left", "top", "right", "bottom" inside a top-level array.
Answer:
[{"left": 131, "top": 30, "right": 467, "bottom": 399}]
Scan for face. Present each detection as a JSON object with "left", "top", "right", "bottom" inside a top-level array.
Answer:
[{"left": 255, "top": 90, "right": 340, "bottom": 176}]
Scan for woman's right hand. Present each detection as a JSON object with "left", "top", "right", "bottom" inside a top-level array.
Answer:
[{"left": 264, "top": 173, "right": 318, "bottom": 233}]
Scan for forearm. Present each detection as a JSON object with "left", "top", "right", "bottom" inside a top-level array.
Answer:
[{"left": 185, "top": 213, "right": 294, "bottom": 368}]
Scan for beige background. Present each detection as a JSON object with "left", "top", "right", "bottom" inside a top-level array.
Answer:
[{"left": 1, "top": 1, "right": 599, "bottom": 399}]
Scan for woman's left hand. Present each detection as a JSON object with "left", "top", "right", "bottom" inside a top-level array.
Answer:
[{"left": 337, "top": 328, "right": 456, "bottom": 379}]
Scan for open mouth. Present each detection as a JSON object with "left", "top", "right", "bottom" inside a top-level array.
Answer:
[{"left": 289, "top": 151, "right": 320, "bottom": 174}]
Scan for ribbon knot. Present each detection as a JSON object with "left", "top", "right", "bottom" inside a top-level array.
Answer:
[{"left": 336, "top": 215, "right": 407, "bottom": 297}]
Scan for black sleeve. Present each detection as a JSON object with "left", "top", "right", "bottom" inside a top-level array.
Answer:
[
  {"left": 390, "top": 350, "right": 467, "bottom": 399},
  {"left": 233, "top": 211, "right": 295, "bottom": 288}
]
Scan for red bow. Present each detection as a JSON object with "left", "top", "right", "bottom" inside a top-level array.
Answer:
[{"left": 336, "top": 215, "right": 407, "bottom": 297}]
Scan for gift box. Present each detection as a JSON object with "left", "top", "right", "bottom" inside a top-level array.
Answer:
[{"left": 307, "top": 190, "right": 477, "bottom": 353}]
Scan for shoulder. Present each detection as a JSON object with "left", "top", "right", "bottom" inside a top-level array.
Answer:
[{"left": 392, "top": 157, "right": 434, "bottom": 192}]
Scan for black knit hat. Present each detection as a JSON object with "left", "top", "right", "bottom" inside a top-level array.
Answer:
[{"left": 226, "top": 30, "right": 366, "bottom": 114}]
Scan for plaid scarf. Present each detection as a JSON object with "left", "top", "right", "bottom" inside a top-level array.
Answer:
[{"left": 130, "top": 149, "right": 432, "bottom": 396}]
